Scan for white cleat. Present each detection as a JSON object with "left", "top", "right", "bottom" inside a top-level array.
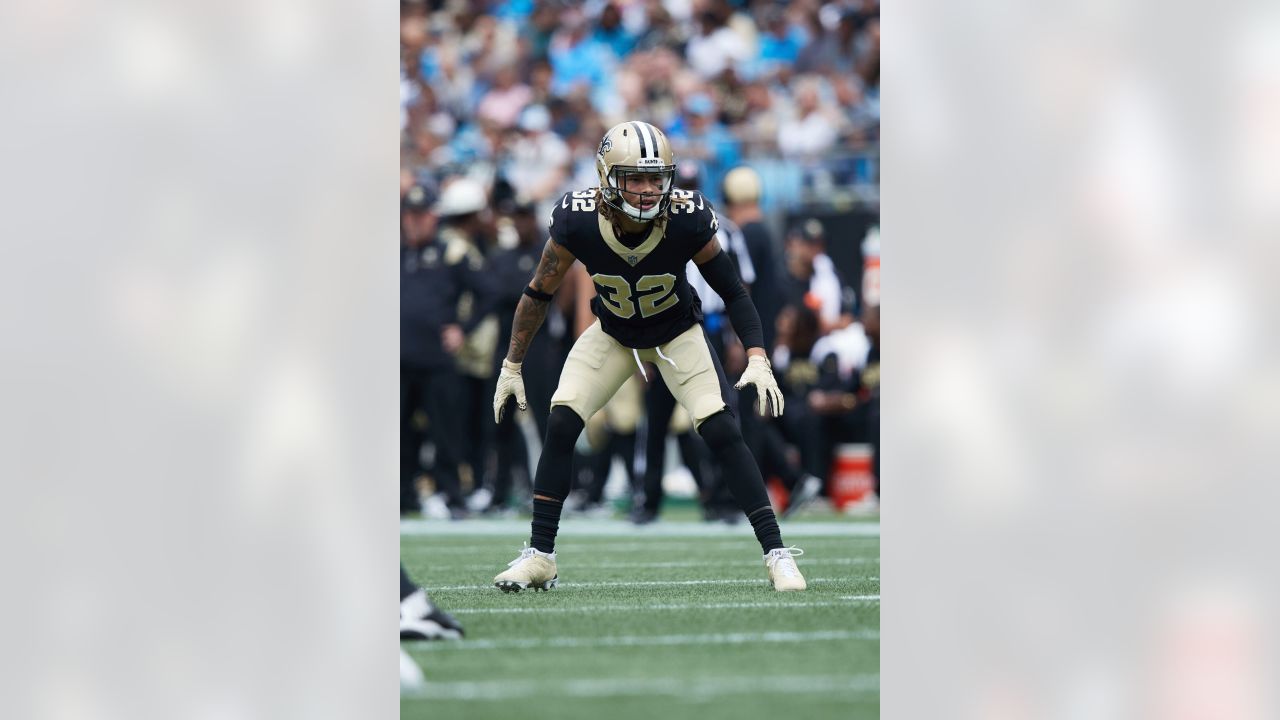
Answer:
[
  {"left": 400, "top": 589, "right": 465, "bottom": 640},
  {"left": 765, "top": 547, "right": 807, "bottom": 591},
  {"left": 493, "top": 544, "right": 558, "bottom": 593}
]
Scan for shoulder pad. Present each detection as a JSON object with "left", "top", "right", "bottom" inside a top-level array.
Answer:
[
  {"left": 666, "top": 188, "right": 718, "bottom": 240},
  {"left": 549, "top": 189, "right": 599, "bottom": 245}
]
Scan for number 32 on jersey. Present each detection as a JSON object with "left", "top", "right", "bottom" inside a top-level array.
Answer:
[{"left": 592, "top": 273, "right": 678, "bottom": 319}]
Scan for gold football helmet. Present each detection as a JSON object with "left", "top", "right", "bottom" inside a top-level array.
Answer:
[{"left": 596, "top": 121, "right": 676, "bottom": 222}]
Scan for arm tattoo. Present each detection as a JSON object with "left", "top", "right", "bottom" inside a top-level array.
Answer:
[
  {"left": 530, "top": 242, "right": 562, "bottom": 293},
  {"left": 507, "top": 294, "right": 550, "bottom": 364}
]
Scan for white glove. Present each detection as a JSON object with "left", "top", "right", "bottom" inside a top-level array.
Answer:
[
  {"left": 734, "top": 355, "right": 785, "bottom": 417},
  {"left": 493, "top": 359, "right": 528, "bottom": 423}
]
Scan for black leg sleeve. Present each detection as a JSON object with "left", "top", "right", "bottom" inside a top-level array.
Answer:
[
  {"left": 698, "top": 410, "right": 784, "bottom": 552},
  {"left": 529, "top": 405, "right": 585, "bottom": 553}
]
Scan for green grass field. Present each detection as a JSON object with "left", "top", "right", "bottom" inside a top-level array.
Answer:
[{"left": 401, "top": 513, "right": 879, "bottom": 719}]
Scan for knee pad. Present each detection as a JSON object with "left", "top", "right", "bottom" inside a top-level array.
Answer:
[
  {"left": 545, "top": 405, "right": 586, "bottom": 449},
  {"left": 697, "top": 410, "right": 742, "bottom": 451}
]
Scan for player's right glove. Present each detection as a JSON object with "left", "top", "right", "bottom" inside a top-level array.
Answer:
[{"left": 493, "top": 359, "right": 528, "bottom": 423}]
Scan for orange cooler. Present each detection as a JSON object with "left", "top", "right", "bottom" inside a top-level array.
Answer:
[{"left": 829, "top": 444, "right": 875, "bottom": 509}]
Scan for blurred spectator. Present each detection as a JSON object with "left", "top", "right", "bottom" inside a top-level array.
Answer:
[
  {"left": 667, "top": 93, "right": 740, "bottom": 202},
  {"left": 777, "top": 77, "right": 839, "bottom": 161},
  {"left": 502, "top": 105, "right": 571, "bottom": 218},
  {"left": 685, "top": 4, "right": 752, "bottom": 79},
  {"left": 783, "top": 219, "right": 852, "bottom": 333},
  {"left": 758, "top": 304, "right": 829, "bottom": 508},
  {"left": 437, "top": 180, "right": 501, "bottom": 515},
  {"left": 753, "top": 6, "right": 807, "bottom": 79},
  {"left": 722, "top": 166, "right": 782, "bottom": 352},
  {"left": 548, "top": 9, "right": 617, "bottom": 103},
  {"left": 633, "top": 0, "right": 686, "bottom": 54},
  {"left": 524, "top": 1, "right": 562, "bottom": 60},
  {"left": 594, "top": 3, "right": 639, "bottom": 60},
  {"left": 526, "top": 57, "right": 556, "bottom": 107},
  {"left": 806, "top": 303, "right": 879, "bottom": 499},
  {"left": 401, "top": 181, "right": 495, "bottom": 518},
  {"left": 477, "top": 64, "right": 533, "bottom": 129},
  {"left": 473, "top": 201, "right": 556, "bottom": 514}
]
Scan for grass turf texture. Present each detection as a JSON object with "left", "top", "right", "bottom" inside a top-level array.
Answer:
[{"left": 401, "top": 518, "right": 879, "bottom": 719}]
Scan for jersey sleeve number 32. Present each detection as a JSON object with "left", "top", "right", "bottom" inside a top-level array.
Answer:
[{"left": 593, "top": 273, "right": 678, "bottom": 319}]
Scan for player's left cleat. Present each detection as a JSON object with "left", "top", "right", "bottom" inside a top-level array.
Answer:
[
  {"left": 765, "top": 547, "right": 807, "bottom": 591},
  {"left": 400, "top": 588, "right": 465, "bottom": 640}
]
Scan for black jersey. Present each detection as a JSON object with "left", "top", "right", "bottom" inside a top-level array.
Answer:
[{"left": 549, "top": 187, "right": 720, "bottom": 349}]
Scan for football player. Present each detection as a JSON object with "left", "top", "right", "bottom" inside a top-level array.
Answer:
[{"left": 491, "top": 121, "right": 806, "bottom": 591}]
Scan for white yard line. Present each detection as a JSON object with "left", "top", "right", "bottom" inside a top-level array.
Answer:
[
  {"left": 428, "top": 557, "right": 879, "bottom": 572},
  {"left": 450, "top": 598, "right": 879, "bottom": 615},
  {"left": 401, "top": 518, "right": 879, "bottom": 538},
  {"left": 405, "top": 538, "right": 877, "bottom": 556},
  {"left": 404, "top": 673, "right": 879, "bottom": 701},
  {"left": 408, "top": 629, "right": 879, "bottom": 652},
  {"left": 430, "top": 576, "right": 877, "bottom": 591}
]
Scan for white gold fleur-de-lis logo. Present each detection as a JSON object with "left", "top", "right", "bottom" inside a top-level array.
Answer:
[{"left": 626, "top": 254, "right": 639, "bottom": 266}]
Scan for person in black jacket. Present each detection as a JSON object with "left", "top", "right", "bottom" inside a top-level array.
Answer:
[
  {"left": 400, "top": 180, "right": 496, "bottom": 517},
  {"left": 474, "top": 200, "right": 560, "bottom": 514}
]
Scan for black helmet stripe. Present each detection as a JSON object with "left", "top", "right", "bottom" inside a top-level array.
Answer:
[{"left": 630, "top": 121, "right": 648, "bottom": 158}]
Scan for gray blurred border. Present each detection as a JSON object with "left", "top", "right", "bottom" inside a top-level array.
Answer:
[
  {"left": 887, "top": 0, "right": 1279, "bottom": 717},
  {"left": 0, "top": 2, "right": 396, "bottom": 718}
]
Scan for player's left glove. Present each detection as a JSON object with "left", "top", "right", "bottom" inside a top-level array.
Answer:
[
  {"left": 493, "top": 359, "right": 528, "bottom": 423},
  {"left": 734, "top": 354, "right": 785, "bottom": 417}
]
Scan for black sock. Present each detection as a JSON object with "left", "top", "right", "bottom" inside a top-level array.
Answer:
[
  {"left": 746, "top": 505, "right": 784, "bottom": 552},
  {"left": 530, "top": 497, "right": 563, "bottom": 553},
  {"left": 528, "top": 406, "right": 585, "bottom": 553},
  {"left": 400, "top": 564, "right": 418, "bottom": 601},
  {"left": 699, "top": 411, "right": 785, "bottom": 552}
]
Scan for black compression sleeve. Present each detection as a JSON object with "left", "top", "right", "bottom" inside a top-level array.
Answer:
[{"left": 698, "top": 250, "right": 765, "bottom": 350}]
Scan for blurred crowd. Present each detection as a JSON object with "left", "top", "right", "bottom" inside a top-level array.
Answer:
[
  {"left": 401, "top": 0, "right": 879, "bottom": 217},
  {"left": 401, "top": 0, "right": 880, "bottom": 520}
]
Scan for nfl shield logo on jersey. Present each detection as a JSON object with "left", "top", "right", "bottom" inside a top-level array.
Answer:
[{"left": 626, "top": 254, "right": 639, "bottom": 266}]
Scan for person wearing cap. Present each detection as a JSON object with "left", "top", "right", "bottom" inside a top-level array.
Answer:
[
  {"left": 722, "top": 166, "right": 782, "bottom": 352},
  {"left": 469, "top": 200, "right": 563, "bottom": 515},
  {"left": 782, "top": 218, "right": 852, "bottom": 335},
  {"left": 400, "top": 179, "right": 498, "bottom": 518},
  {"left": 438, "top": 178, "right": 505, "bottom": 518}
]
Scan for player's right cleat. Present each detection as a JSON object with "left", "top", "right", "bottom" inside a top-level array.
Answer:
[
  {"left": 493, "top": 544, "right": 558, "bottom": 592},
  {"left": 765, "top": 547, "right": 807, "bottom": 591}
]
